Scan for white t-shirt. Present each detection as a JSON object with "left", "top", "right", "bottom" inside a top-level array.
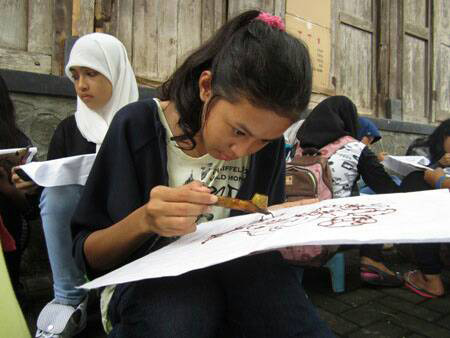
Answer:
[
  {"left": 101, "top": 100, "right": 250, "bottom": 333},
  {"left": 156, "top": 99, "right": 250, "bottom": 223}
]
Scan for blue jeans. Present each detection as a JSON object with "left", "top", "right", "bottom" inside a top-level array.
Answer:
[
  {"left": 108, "top": 252, "right": 334, "bottom": 338},
  {"left": 40, "top": 185, "right": 87, "bottom": 305}
]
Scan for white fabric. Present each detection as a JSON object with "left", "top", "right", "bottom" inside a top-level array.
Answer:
[
  {"left": 155, "top": 99, "right": 249, "bottom": 222},
  {"left": 80, "top": 189, "right": 450, "bottom": 289},
  {"left": 65, "top": 33, "right": 138, "bottom": 149},
  {"left": 328, "top": 141, "right": 366, "bottom": 198}
]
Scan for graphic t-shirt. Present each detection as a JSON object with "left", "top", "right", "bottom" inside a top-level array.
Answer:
[
  {"left": 328, "top": 141, "right": 365, "bottom": 198},
  {"left": 156, "top": 99, "right": 249, "bottom": 223}
]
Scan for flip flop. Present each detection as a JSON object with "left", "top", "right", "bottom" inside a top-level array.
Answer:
[
  {"left": 360, "top": 264, "right": 404, "bottom": 287},
  {"left": 404, "top": 270, "right": 443, "bottom": 299}
]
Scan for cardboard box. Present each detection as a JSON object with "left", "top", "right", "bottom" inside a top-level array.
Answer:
[
  {"left": 286, "top": 0, "right": 331, "bottom": 29},
  {"left": 286, "top": 14, "right": 332, "bottom": 94}
]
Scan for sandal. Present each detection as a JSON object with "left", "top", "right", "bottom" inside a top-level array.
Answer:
[
  {"left": 404, "top": 270, "right": 443, "bottom": 299},
  {"left": 360, "top": 264, "right": 404, "bottom": 287}
]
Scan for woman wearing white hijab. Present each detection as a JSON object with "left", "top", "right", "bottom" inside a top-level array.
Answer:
[{"left": 35, "top": 33, "right": 138, "bottom": 338}]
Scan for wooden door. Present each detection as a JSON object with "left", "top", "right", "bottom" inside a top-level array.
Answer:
[
  {"left": 332, "top": 0, "right": 377, "bottom": 114},
  {"left": 402, "top": 0, "right": 432, "bottom": 123},
  {"left": 432, "top": 0, "right": 450, "bottom": 122}
]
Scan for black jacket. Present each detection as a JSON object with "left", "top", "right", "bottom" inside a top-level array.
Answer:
[
  {"left": 71, "top": 99, "right": 286, "bottom": 279},
  {"left": 47, "top": 115, "right": 96, "bottom": 160}
]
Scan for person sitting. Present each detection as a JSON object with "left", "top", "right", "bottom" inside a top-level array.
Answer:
[
  {"left": 13, "top": 33, "right": 139, "bottom": 337},
  {"left": 296, "top": 96, "right": 403, "bottom": 287},
  {"left": 401, "top": 118, "right": 450, "bottom": 298},
  {"left": 356, "top": 117, "right": 402, "bottom": 194},
  {"left": 70, "top": 11, "right": 334, "bottom": 337},
  {"left": 0, "top": 74, "right": 37, "bottom": 300}
]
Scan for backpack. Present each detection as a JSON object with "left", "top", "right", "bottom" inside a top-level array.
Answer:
[{"left": 279, "top": 136, "right": 356, "bottom": 265}]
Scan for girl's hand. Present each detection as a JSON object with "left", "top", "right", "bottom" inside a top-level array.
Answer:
[
  {"left": 142, "top": 181, "right": 218, "bottom": 237},
  {"left": 377, "top": 152, "right": 388, "bottom": 162},
  {"left": 424, "top": 168, "right": 445, "bottom": 187},
  {"left": 438, "top": 153, "right": 450, "bottom": 167},
  {"left": 11, "top": 167, "right": 38, "bottom": 194},
  {"left": 268, "top": 198, "right": 319, "bottom": 211}
]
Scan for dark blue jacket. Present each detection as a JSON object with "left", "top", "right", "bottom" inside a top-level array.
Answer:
[{"left": 72, "top": 99, "right": 286, "bottom": 279}]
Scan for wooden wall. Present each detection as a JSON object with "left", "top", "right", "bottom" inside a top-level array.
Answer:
[{"left": 0, "top": 0, "right": 448, "bottom": 122}]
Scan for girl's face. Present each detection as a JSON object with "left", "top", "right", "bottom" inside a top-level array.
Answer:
[
  {"left": 70, "top": 67, "right": 113, "bottom": 111},
  {"left": 444, "top": 136, "right": 450, "bottom": 153},
  {"left": 197, "top": 72, "right": 292, "bottom": 161}
]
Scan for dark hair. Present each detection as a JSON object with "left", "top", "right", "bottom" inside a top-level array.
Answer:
[
  {"left": 427, "top": 118, "right": 450, "bottom": 164},
  {"left": 0, "top": 74, "right": 20, "bottom": 148},
  {"left": 158, "top": 10, "right": 312, "bottom": 149}
]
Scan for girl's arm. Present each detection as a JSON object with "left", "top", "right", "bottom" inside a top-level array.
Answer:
[
  {"left": 83, "top": 181, "right": 217, "bottom": 270},
  {"left": 424, "top": 168, "right": 450, "bottom": 189},
  {"left": 357, "top": 147, "right": 401, "bottom": 194}
]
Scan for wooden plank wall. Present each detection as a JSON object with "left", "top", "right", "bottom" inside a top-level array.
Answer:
[
  {"left": 2, "top": 0, "right": 446, "bottom": 122},
  {"left": 0, "top": 0, "right": 282, "bottom": 82}
]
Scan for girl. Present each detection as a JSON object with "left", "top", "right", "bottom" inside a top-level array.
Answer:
[
  {"left": 31, "top": 33, "right": 138, "bottom": 337},
  {"left": 296, "top": 96, "right": 403, "bottom": 287},
  {"left": 0, "top": 74, "right": 34, "bottom": 296},
  {"left": 401, "top": 118, "right": 450, "bottom": 298},
  {"left": 72, "top": 11, "right": 334, "bottom": 338}
]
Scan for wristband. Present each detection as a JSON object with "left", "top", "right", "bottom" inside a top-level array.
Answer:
[{"left": 435, "top": 175, "right": 447, "bottom": 189}]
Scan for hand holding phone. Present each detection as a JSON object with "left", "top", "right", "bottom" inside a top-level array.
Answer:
[{"left": 11, "top": 167, "right": 38, "bottom": 193}]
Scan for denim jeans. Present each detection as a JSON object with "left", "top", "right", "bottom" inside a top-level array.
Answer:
[
  {"left": 108, "top": 251, "right": 334, "bottom": 338},
  {"left": 40, "top": 185, "right": 87, "bottom": 305}
]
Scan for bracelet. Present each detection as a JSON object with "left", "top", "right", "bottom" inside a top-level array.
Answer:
[{"left": 435, "top": 175, "right": 447, "bottom": 189}]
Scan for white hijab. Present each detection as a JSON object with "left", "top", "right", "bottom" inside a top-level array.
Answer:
[{"left": 65, "top": 33, "right": 138, "bottom": 149}]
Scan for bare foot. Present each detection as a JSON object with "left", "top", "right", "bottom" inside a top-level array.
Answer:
[
  {"left": 404, "top": 270, "right": 445, "bottom": 296},
  {"left": 360, "top": 256, "right": 396, "bottom": 276}
]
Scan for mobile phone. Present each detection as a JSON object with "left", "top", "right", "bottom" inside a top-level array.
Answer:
[{"left": 15, "top": 168, "right": 33, "bottom": 182}]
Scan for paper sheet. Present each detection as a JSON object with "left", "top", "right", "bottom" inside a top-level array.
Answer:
[
  {"left": 18, "top": 154, "right": 96, "bottom": 187},
  {"left": 81, "top": 189, "right": 450, "bottom": 289},
  {"left": 382, "top": 155, "right": 430, "bottom": 177}
]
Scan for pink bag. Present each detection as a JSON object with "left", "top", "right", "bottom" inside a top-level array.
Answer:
[{"left": 280, "top": 136, "right": 356, "bottom": 264}]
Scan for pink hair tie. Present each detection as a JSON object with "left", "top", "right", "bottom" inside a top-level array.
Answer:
[{"left": 256, "top": 12, "right": 285, "bottom": 31}]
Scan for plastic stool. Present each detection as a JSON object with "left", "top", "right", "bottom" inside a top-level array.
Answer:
[
  {"left": 294, "top": 253, "right": 346, "bottom": 293},
  {"left": 324, "top": 252, "right": 345, "bottom": 293}
]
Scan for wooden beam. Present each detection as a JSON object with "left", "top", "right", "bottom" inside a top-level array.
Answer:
[
  {"left": 0, "top": 48, "right": 52, "bottom": 74},
  {"left": 377, "top": 0, "right": 390, "bottom": 118},
  {"left": 339, "top": 12, "right": 373, "bottom": 33},
  {"left": 52, "top": 0, "right": 72, "bottom": 75},
  {"left": 72, "top": 0, "right": 95, "bottom": 36},
  {"left": 404, "top": 22, "right": 429, "bottom": 40}
]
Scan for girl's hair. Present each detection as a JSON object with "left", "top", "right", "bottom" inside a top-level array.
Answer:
[
  {"left": 158, "top": 10, "right": 312, "bottom": 148},
  {"left": 0, "top": 74, "right": 20, "bottom": 148},
  {"left": 427, "top": 118, "right": 450, "bottom": 164}
]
